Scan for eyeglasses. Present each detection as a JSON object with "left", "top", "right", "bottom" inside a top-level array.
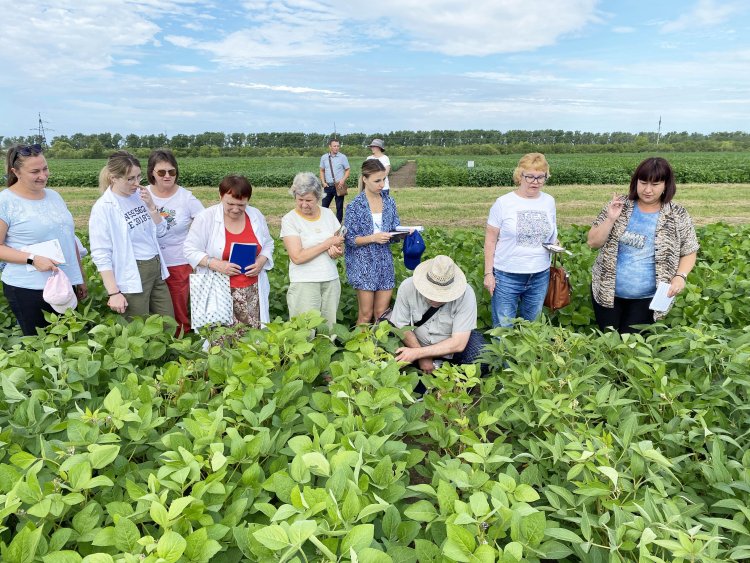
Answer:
[
  {"left": 12, "top": 144, "right": 43, "bottom": 165},
  {"left": 155, "top": 169, "right": 177, "bottom": 177},
  {"left": 521, "top": 173, "right": 548, "bottom": 184},
  {"left": 119, "top": 175, "right": 142, "bottom": 184}
]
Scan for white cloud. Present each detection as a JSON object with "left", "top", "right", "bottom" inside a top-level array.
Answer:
[
  {"left": 180, "top": 0, "right": 600, "bottom": 68},
  {"left": 465, "top": 71, "right": 565, "bottom": 84},
  {"left": 612, "top": 26, "right": 635, "bottom": 33},
  {"left": 164, "top": 35, "right": 196, "bottom": 48},
  {"left": 366, "top": 0, "right": 601, "bottom": 56},
  {"left": 164, "top": 64, "right": 202, "bottom": 72},
  {"left": 228, "top": 82, "right": 340, "bottom": 95},
  {"left": 662, "top": 0, "right": 743, "bottom": 33},
  {"left": 3, "top": 4, "right": 158, "bottom": 77}
]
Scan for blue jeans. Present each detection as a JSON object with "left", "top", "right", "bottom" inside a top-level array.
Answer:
[{"left": 491, "top": 268, "right": 550, "bottom": 327}]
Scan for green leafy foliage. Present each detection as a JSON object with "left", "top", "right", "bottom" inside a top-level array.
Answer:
[
  {"left": 415, "top": 152, "right": 750, "bottom": 186},
  {"left": 1, "top": 224, "right": 749, "bottom": 561}
]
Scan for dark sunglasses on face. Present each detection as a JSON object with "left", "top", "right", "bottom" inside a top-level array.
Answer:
[
  {"left": 13, "top": 144, "right": 43, "bottom": 164},
  {"left": 155, "top": 169, "right": 177, "bottom": 177}
]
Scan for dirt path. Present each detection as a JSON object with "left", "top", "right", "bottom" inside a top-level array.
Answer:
[{"left": 389, "top": 160, "right": 416, "bottom": 188}]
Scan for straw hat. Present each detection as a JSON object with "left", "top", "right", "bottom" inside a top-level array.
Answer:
[{"left": 412, "top": 255, "right": 467, "bottom": 303}]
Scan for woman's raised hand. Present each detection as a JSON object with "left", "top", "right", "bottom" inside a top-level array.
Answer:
[
  {"left": 607, "top": 192, "right": 625, "bottom": 221},
  {"left": 139, "top": 187, "right": 157, "bottom": 211}
]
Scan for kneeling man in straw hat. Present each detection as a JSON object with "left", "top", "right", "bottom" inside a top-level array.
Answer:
[{"left": 391, "top": 255, "right": 485, "bottom": 373}]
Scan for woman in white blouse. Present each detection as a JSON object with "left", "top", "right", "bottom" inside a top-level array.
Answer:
[{"left": 184, "top": 175, "right": 274, "bottom": 327}]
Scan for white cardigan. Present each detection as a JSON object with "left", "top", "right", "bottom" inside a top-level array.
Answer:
[
  {"left": 184, "top": 204, "right": 274, "bottom": 324},
  {"left": 89, "top": 188, "right": 169, "bottom": 294}
]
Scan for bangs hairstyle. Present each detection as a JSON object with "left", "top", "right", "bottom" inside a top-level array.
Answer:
[
  {"left": 512, "top": 152, "right": 550, "bottom": 185},
  {"left": 219, "top": 175, "right": 252, "bottom": 200},
  {"left": 147, "top": 149, "right": 179, "bottom": 185},
  {"left": 358, "top": 158, "right": 386, "bottom": 192},
  {"left": 628, "top": 157, "right": 676, "bottom": 204},
  {"left": 99, "top": 151, "right": 141, "bottom": 192}
]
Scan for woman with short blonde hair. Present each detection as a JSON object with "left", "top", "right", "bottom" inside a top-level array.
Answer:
[
  {"left": 89, "top": 151, "right": 174, "bottom": 320},
  {"left": 483, "top": 152, "right": 558, "bottom": 327}
]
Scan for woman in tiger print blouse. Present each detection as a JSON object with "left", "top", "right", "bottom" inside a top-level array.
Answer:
[{"left": 588, "top": 157, "right": 699, "bottom": 333}]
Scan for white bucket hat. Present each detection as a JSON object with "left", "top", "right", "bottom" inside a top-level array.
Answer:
[
  {"left": 412, "top": 255, "right": 467, "bottom": 303},
  {"left": 367, "top": 138, "right": 385, "bottom": 150},
  {"left": 43, "top": 269, "right": 78, "bottom": 314}
]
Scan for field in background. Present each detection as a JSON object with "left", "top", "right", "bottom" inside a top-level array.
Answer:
[
  {"left": 45, "top": 152, "right": 750, "bottom": 188},
  {"left": 61, "top": 183, "right": 750, "bottom": 231}
]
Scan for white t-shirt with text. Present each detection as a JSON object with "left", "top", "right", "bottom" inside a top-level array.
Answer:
[{"left": 114, "top": 192, "right": 159, "bottom": 261}]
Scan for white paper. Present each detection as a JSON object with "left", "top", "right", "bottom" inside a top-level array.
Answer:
[
  {"left": 395, "top": 225, "right": 424, "bottom": 232},
  {"left": 22, "top": 239, "right": 66, "bottom": 271},
  {"left": 649, "top": 282, "right": 675, "bottom": 312}
]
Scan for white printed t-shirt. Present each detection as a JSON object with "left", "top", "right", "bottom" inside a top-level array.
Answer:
[
  {"left": 280, "top": 206, "right": 341, "bottom": 283},
  {"left": 487, "top": 191, "right": 557, "bottom": 274},
  {"left": 147, "top": 186, "right": 205, "bottom": 267},
  {"left": 114, "top": 192, "right": 159, "bottom": 260}
]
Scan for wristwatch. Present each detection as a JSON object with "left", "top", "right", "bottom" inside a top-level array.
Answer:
[
  {"left": 26, "top": 254, "right": 35, "bottom": 266},
  {"left": 673, "top": 272, "right": 687, "bottom": 281}
]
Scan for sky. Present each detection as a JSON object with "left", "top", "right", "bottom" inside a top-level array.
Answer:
[{"left": 2, "top": 0, "right": 749, "bottom": 138}]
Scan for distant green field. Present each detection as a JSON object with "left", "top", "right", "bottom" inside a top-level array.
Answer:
[
  {"left": 414, "top": 152, "right": 750, "bottom": 186},
  {"left": 46, "top": 152, "right": 750, "bottom": 188},
  {"left": 46, "top": 157, "right": 406, "bottom": 189}
]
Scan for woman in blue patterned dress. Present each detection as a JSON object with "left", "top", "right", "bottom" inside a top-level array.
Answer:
[{"left": 344, "top": 159, "right": 400, "bottom": 324}]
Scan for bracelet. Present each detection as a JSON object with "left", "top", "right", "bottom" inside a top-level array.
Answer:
[
  {"left": 673, "top": 272, "right": 687, "bottom": 281},
  {"left": 206, "top": 257, "right": 212, "bottom": 269},
  {"left": 484, "top": 273, "right": 493, "bottom": 277},
  {"left": 108, "top": 291, "right": 122, "bottom": 297}
]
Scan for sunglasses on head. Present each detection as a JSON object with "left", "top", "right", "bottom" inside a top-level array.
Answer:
[
  {"left": 13, "top": 144, "right": 43, "bottom": 165},
  {"left": 155, "top": 169, "right": 177, "bottom": 177}
]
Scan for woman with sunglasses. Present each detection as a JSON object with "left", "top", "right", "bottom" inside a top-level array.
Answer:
[
  {"left": 0, "top": 144, "right": 87, "bottom": 335},
  {"left": 483, "top": 152, "right": 558, "bottom": 327},
  {"left": 89, "top": 151, "right": 174, "bottom": 321},
  {"left": 145, "top": 149, "right": 204, "bottom": 335}
]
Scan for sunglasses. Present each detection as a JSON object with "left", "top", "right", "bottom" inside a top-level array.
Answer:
[
  {"left": 13, "top": 144, "right": 43, "bottom": 165},
  {"left": 155, "top": 169, "right": 177, "bottom": 177}
]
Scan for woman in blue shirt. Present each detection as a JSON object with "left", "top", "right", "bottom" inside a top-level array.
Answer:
[
  {"left": 588, "top": 157, "right": 699, "bottom": 333},
  {"left": 344, "top": 159, "right": 400, "bottom": 325},
  {"left": 0, "top": 144, "right": 86, "bottom": 335}
]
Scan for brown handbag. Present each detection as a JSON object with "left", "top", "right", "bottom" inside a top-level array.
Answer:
[
  {"left": 544, "top": 254, "right": 571, "bottom": 311},
  {"left": 328, "top": 154, "right": 348, "bottom": 196}
]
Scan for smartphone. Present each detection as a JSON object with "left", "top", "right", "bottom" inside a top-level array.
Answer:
[
  {"left": 542, "top": 243, "right": 573, "bottom": 255},
  {"left": 336, "top": 225, "right": 347, "bottom": 237}
]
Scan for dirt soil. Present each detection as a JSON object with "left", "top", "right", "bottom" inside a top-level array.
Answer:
[{"left": 389, "top": 160, "right": 416, "bottom": 188}]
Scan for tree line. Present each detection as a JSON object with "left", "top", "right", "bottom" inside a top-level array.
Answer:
[{"left": 2, "top": 129, "right": 749, "bottom": 158}]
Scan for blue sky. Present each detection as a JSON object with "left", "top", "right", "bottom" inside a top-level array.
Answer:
[{"left": 2, "top": 0, "right": 749, "bottom": 137}]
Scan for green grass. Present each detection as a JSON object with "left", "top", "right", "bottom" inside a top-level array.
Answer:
[{"left": 60, "top": 183, "right": 750, "bottom": 232}]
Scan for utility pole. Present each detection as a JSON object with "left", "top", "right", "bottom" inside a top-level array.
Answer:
[
  {"left": 33, "top": 113, "right": 52, "bottom": 147},
  {"left": 656, "top": 116, "right": 662, "bottom": 146}
]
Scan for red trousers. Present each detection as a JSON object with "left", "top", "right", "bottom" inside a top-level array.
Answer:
[{"left": 165, "top": 264, "right": 193, "bottom": 336}]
